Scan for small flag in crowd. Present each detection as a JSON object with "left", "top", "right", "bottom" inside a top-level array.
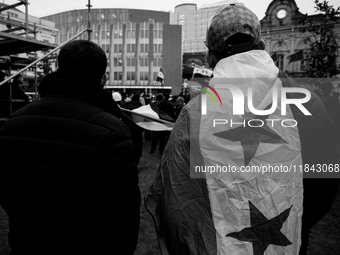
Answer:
[
  {"left": 156, "top": 67, "right": 164, "bottom": 85},
  {"left": 121, "top": 105, "right": 174, "bottom": 131},
  {"left": 193, "top": 65, "right": 213, "bottom": 78},
  {"left": 287, "top": 50, "right": 304, "bottom": 64}
]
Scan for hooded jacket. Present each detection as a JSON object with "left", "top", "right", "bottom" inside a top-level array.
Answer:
[
  {"left": 145, "top": 50, "right": 338, "bottom": 255},
  {"left": 0, "top": 71, "right": 141, "bottom": 254}
]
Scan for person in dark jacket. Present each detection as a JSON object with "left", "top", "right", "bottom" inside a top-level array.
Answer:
[{"left": 0, "top": 40, "right": 141, "bottom": 255}]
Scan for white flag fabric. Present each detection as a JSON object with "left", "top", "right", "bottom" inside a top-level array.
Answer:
[
  {"left": 121, "top": 105, "right": 174, "bottom": 131},
  {"left": 200, "top": 51, "right": 303, "bottom": 254},
  {"left": 193, "top": 66, "right": 213, "bottom": 77},
  {"left": 146, "top": 50, "right": 304, "bottom": 255}
]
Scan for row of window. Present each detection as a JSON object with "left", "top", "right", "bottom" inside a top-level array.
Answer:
[
  {"left": 102, "top": 44, "right": 163, "bottom": 53},
  {"left": 95, "top": 29, "right": 163, "bottom": 39},
  {"left": 112, "top": 71, "right": 161, "bottom": 81},
  {"left": 112, "top": 57, "right": 163, "bottom": 67}
]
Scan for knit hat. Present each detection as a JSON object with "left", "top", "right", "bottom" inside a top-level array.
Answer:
[
  {"left": 205, "top": 3, "right": 261, "bottom": 54},
  {"left": 112, "top": 92, "right": 122, "bottom": 102}
]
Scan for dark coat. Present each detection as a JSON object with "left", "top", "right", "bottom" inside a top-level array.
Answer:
[{"left": 0, "top": 72, "right": 141, "bottom": 255}]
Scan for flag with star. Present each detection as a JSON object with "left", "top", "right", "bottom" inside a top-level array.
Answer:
[
  {"left": 146, "top": 76, "right": 304, "bottom": 255},
  {"left": 197, "top": 77, "right": 303, "bottom": 255}
]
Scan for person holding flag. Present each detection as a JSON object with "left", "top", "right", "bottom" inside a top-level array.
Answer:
[{"left": 145, "top": 3, "right": 338, "bottom": 255}]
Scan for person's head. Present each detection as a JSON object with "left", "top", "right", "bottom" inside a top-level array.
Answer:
[
  {"left": 155, "top": 93, "right": 164, "bottom": 102},
  {"left": 112, "top": 92, "right": 122, "bottom": 102},
  {"left": 131, "top": 94, "right": 140, "bottom": 102},
  {"left": 176, "top": 96, "right": 185, "bottom": 106},
  {"left": 58, "top": 40, "right": 108, "bottom": 87},
  {"left": 205, "top": 3, "right": 265, "bottom": 69}
]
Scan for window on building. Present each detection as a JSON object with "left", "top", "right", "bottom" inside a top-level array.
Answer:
[
  {"left": 114, "top": 31, "right": 122, "bottom": 38},
  {"left": 132, "top": 44, "right": 136, "bottom": 53},
  {"left": 131, "top": 72, "right": 135, "bottom": 81},
  {"left": 102, "top": 31, "right": 110, "bottom": 39},
  {"left": 159, "top": 30, "right": 163, "bottom": 38},
  {"left": 127, "top": 30, "right": 131, "bottom": 38},
  {"left": 127, "top": 44, "right": 131, "bottom": 53},
  {"left": 145, "top": 44, "right": 149, "bottom": 53},
  {"left": 144, "top": 71, "right": 149, "bottom": 81},
  {"left": 132, "top": 58, "right": 136, "bottom": 66},
  {"left": 114, "top": 72, "right": 122, "bottom": 81},
  {"left": 145, "top": 58, "right": 149, "bottom": 66},
  {"left": 102, "top": 44, "right": 110, "bottom": 53},
  {"left": 132, "top": 30, "right": 136, "bottom": 38},
  {"left": 154, "top": 30, "right": 158, "bottom": 38},
  {"left": 158, "top": 58, "right": 162, "bottom": 67},
  {"left": 277, "top": 53, "right": 284, "bottom": 70},
  {"left": 153, "top": 58, "right": 157, "bottom": 66},
  {"left": 140, "top": 30, "right": 144, "bottom": 38},
  {"left": 158, "top": 44, "right": 162, "bottom": 53},
  {"left": 127, "top": 58, "right": 131, "bottom": 66},
  {"left": 140, "top": 72, "right": 144, "bottom": 81},
  {"left": 7, "top": 12, "right": 18, "bottom": 18},
  {"left": 153, "top": 44, "right": 157, "bottom": 53},
  {"left": 140, "top": 44, "right": 144, "bottom": 53},
  {"left": 145, "top": 30, "right": 149, "bottom": 38}
]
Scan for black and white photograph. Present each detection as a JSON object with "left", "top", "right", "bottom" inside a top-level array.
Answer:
[{"left": 0, "top": 0, "right": 339, "bottom": 254}]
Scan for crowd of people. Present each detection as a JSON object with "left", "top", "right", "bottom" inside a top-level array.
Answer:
[
  {"left": 111, "top": 90, "right": 186, "bottom": 158},
  {"left": 0, "top": 2, "right": 339, "bottom": 255}
]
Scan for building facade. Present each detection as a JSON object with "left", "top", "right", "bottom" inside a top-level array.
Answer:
[
  {"left": 261, "top": 0, "right": 340, "bottom": 77},
  {"left": 170, "top": 0, "right": 234, "bottom": 67},
  {"left": 43, "top": 9, "right": 182, "bottom": 95}
]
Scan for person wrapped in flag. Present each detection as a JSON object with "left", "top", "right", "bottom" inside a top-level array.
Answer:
[{"left": 145, "top": 3, "right": 339, "bottom": 255}]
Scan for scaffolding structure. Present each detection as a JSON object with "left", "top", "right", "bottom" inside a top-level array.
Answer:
[{"left": 0, "top": 1, "right": 91, "bottom": 125}]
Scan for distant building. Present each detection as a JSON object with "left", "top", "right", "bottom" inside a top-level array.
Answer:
[
  {"left": 261, "top": 0, "right": 340, "bottom": 77},
  {"left": 170, "top": 0, "right": 234, "bottom": 67},
  {"left": 171, "top": 0, "right": 340, "bottom": 77},
  {"left": 43, "top": 9, "right": 182, "bottom": 95}
]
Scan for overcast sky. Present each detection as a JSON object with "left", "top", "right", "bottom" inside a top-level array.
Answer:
[{"left": 3, "top": 0, "right": 339, "bottom": 19}]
